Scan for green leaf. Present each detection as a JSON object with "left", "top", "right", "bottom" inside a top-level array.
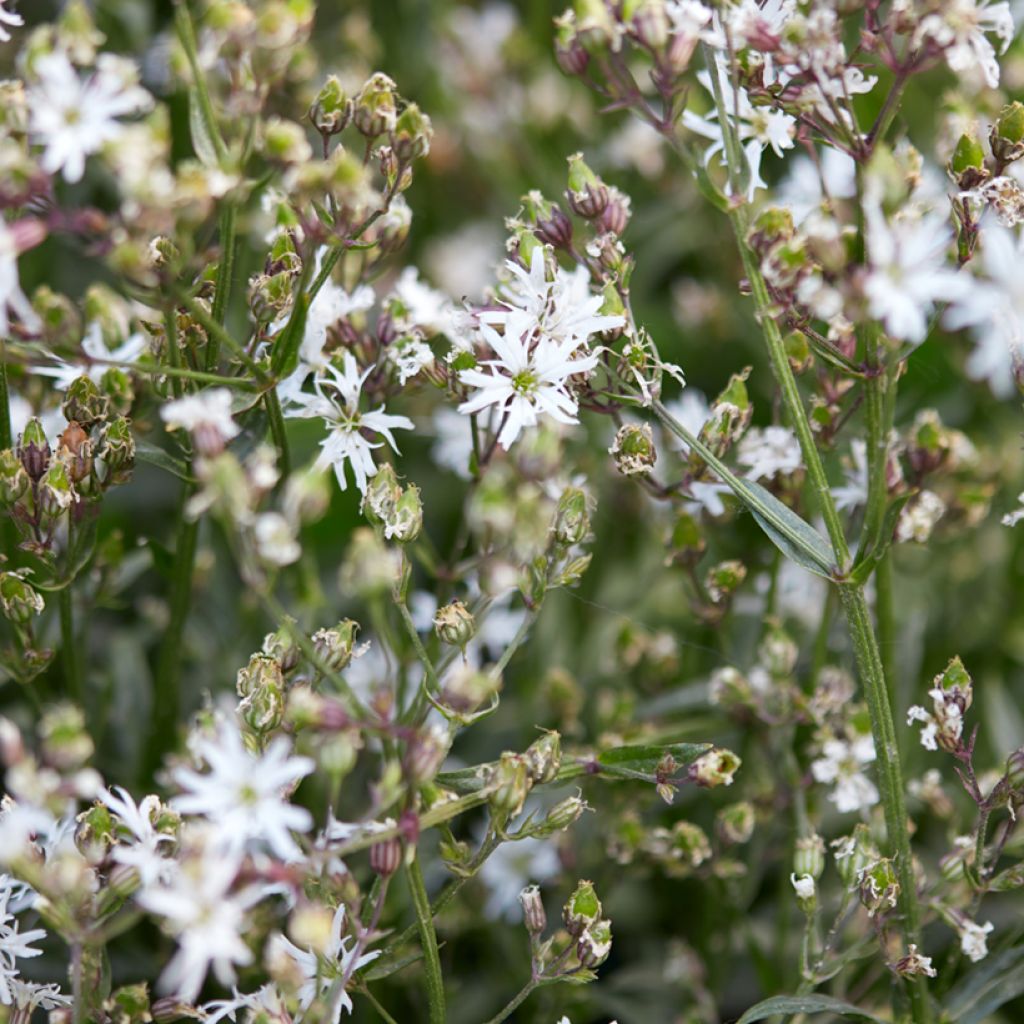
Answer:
[
  {"left": 652, "top": 400, "right": 836, "bottom": 578},
  {"left": 745, "top": 480, "right": 837, "bottom": 580},
  {"left": 945, "top": 945, "right": 1024, "bottom": 1024},
  {"left": 135, "top": 441, "right": 194, "bottom": 483},
  {"left": 597, "top": 741, "right": 710, "bottom": 781},
  {"left": 735, "top": 994, "right": 888, "bottom": 1024},
  {"left": 188, "top": 89, "right": 220, "bottom": 168},
  {"left": 270, "top": 290, "right": 311, "bottom": 379}
]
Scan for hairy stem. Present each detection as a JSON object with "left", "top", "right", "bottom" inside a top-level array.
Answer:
[
  {"left": 59, "top": 583, "right": 82, "bottom": 704},
  {"left": 405, "top": 853, "right": 446, "bottom": 1024}
]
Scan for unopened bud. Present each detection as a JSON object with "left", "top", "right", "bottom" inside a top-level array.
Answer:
[
  {"left": 99, "top": 416, "right": 135, "bottom": 482},
  {"left": 794, "top": 833, "right": 826, "bottom": 880},
  {"left": 576, "top": 917, "right": 613, "bottom": 967},
  {"left": 236, "top": 653, "right": 286, "bottom": 734},
  {"left": 18, "top": 417, "right": 50, "bottom": 481},
  {"left": 370, "top": 836, "right": 402, "bottom": 877},
  {"left": 392, "top": 103, "right": 433, "bottom": 162},
  {"left": 704, "top": 559, "right": 746, "bottom": 604},
  {"left": 0, "top": 571, "right": 44, "bottom": 624},
  {"left": 609, "top": 423, "right": 656, "bottom": 476},
  {"left": 487, "top": 752, "right": 531, "bottom": 818},
  {"left": 404, "top": 723, "right": 450, "bottom": 784},
  {"left": 0, "top": 448, "right": 29, "bottom": 504},
  {"left": 38, "top": 460, "right": 75, "bottom": 518},
  {"left": 859, "top": 857, "right": 900, "bottom": 917},
  {"left": 525, "top": 730, "right": 562, "bottom": 784},
  {"left": 433, "top": 599, "right": 476, "bottom": 648},
  {"left": 62, "top": 375, "right": 108, "bottom": 428},
  {"left": 553, "top": 486, "right": 591, "bottom": 546},
  {"left": 310, "top": 75, "right": 351, "bottom": 134},
  {"left": 312, "top": 619, "right": 362, "bottom": 672},
  {"left": 563, "top": 879, "right": 602, "bottom": 936},
  {"left": 992, "top": 102, "right": 1024, "bottom": 164},
  {"left": 567, "top": 152, "right": 609, "bottom": 218},
  {"left": 716, "top": 801, "right": 755, "bottom": 845},
  {"left": 353, "top": 72, "right": 398, "bottom": 139},
  {"left": 554, "top": 13, "right": 590, "bottom": 76},
  {"left": 519, "top": 884, "right": 547, "bottom": 934}
]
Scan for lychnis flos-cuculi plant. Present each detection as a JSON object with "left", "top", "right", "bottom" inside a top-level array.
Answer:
[{"left": 1, "top": 0, "right": 1024, "bottom": 1022}]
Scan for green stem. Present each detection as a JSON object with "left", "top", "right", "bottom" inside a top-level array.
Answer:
[
  {"left": 838, "top": 584, "right": 931, "bottom": 1022},
  {"left": 174, "top": 2, "right": 227, "bottom": 163},
  {"left": 164, "top": 309, "right": 184, "bottom": 400},
  {"left": 263, "top": 387, "right": 291, "bottom": 478},
  {"left": 359, "top": 985, "right": 400, "bottom": 1024},
  {"left": 59, "top": 584, "right": 82, "bottom": 704},
  {"left": 207, "top": 202, "right": 238, "bottom": 367},
  {"left": 146, "top": 510, "right": 199, "bottom": 778},
  {"left": 875, "top": 551, "right": 897, "bottom": 702},
  {"left": 405, "top": 854, "right": 446, "bottom": 1024},
  {"left": 0, "top": 341, "right": 12, "bottom": 450},
  {"left": 175, "top": 291, "right": 267, "bottom": 383},
  {"left": 483, "top": 979, "right": 539, "bottom": 1024}
]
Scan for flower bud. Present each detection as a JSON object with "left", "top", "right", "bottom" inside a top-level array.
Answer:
[
  {"left": 370, "top": 835, "right": 403, "bottom": 877},
  {"left": 577, "top": 918, "right": 613, "bottom": 967},
  {"left": 758, "top": 623, "right": 798, "bottom": 677},
  {"left": 951, "top": 132, "right": 986, "bottom": 176},
  {"left": 38, "top": 460, "right": 75, "bottom": 518},
  {"left": 236, "top": 653, "right": 286, "bottom": 734},
  {"left": 0, "top": 448, "right": 29, "bottom": 504},
  {"left": 57, "top": 422, "right": 93, "bottom": 486},
  {"left": 704, "top": 560, "right": 746, "bottom": 604},
  {"left": 524, "top": 191, "right": 574, "bottom": 250},
  {"left": 688, "top": 747, "right": 740, "bottom": 788},
  {"left": 61, "top": 375, "right": 109, "bottom": 428},
  {"left": 433, "top": 599, "right": 476, "bottom": 649},
  {"left": 992, "top": 102, "right": 1024, "bottom": 164},
  {"left": 262, "top": 626, "right": 301, "bottom": 674},
  {"left": 353, "top": 72, "right": 398, "bottom": 138},
  {"left": 832, "top": 824, "right": 876, "bottom": 888},
  {"left": 563, "top": 879, "right": 602, "bottom": 936},
  {"left": 392, "top": 103, "right": 433, "bottom": 162},
  {"left": 554, "top": 12, "right": 590, "bottom": 76},
  {"left": 859, "top": 857, "right": 899, "bottom": 917},
  {"left": 893, "top": 944, "right": 937, "bottom": 979},
  {"left": 596, "top": 186, "right": 631, "bottom": 236},
  {"left": 519, "top": 884, "right": 547, "bottom": 935},
  {"left": 388, "top": 483, "right": 423, "bottom": 543},
  {"left": 553, "top": 486, "right": 591, "bottom": 546},
  {"left": 41, "top": 703, "right": 93, "bottom": 770},
  {"left": 716, "top": 801, "right": 755, "bottom": 845},
  {"left": 536, "top": 793, "right": 588, "bottom": 835},
  {"left": 609, "top": 423, "right": 657, "bottom": 476},
  {"left": 99, "top": 415, "right": 135, "bottom": 483},
  {"left": 525, "top": 730, "right": 562, "bottom": 785},
  {"left": 790, "top": 873, "right": 816, "bottom": 913},
  {"left": 573, "top": 0, "right": 618, "bottom": 55},
  {"left": 794, "top": 833, "right": 826, "bottom": 880},
  {"left": 1004, "top": 746, "right": 1024, "bottom": 795},
  {"left": 310, "top": 75, "right": 351, "bottom": 134},
  {"left": 487, "top": 751, "right": 531, "bottom": 818},
  {"left": 312, "top": 619, "right": 362, "bottom": 672},
  {"left": 18, "top": 417, "right": 50, "bottom": 481},
  {"left": 0, "top": 571, "right": 45, "bottom": 624},
  {"left": 404, "top": 722, "right": 450, "bottom": 784},
  {"left": 263, "top": 117, "right": 313, "bottom": 165},
  {"left": 567, "top": 152, "right": 609, "bottom": 218},
  {"left": 439, "top": 663, "right": 499, "bottom": 715}
]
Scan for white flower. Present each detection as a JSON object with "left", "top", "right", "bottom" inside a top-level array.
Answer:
[
  {"left": 682, "top": 56, "right": 796, "bottom": 201},
  {"left": 779, "top": 148, "right": 857, "bottom": 223},
  {"left": 896, "top": 943, "right": 938, "bottom": 978},
  {"left": 736, "top": 425, "right": 802, "bottom": 480},
  {"left": 864, "top": 204, "right": 966, "bottom": 344},
  {"left": 832, "top": 439, "right": 869, "bottom": 511},
  {"left": 161, "top": 387, "right": 241, "bottom": 454},
  {"left": 100, "top": 787, "right": 175, "bottom": 887},
  {"left": 481, "top": 247, "right": 624, "bottom": 348},
  {"left": 268, "top": 905, "right": 380, "bottom": 1022},
  {"left": 388, "top": 335, "right": 434, "bottom": 385},
  {"left": 28, "top": 52, "right": 152, "bottom": 183},
  {"left": 391, "top": 266, "right": 453, "bottom": 335},
  {"left": 0, "top": 222, "right": 41, "bottom": 339},
  {"left": 811, "top": 734, "right": 879, "bottom": 813},
  {"left": 907, "top": 686, "right": 966, "bottom": 753},
  {"left": 895, "top": 490, "right": 945, "bottom": 544},
  {"left": 0, "top": 1, "right": 23, "bottom": 43},
  {"left": 1002, "top": 492, "right": 1024, "bottom": 527},
  {"left": 916, "top": 0, "right": 1014, "bottom": 89},
  {"left": 137, "top": 852, "right": 257, "bottom": 1002},
  {"left": 35, "top": 321, "right": 148, "bottom": 390},
  {"left": 253, "top": 512, "right": 301, "bottom": 566},
  {"left": 171, "top": 717, "right": 313, "bottom": 862},
  {"left": 4, "top": 979, "right": 71, "bottom": 1011},
  {"left": 285, "top": 353, "right": 413, "bottom": 494},
  {"left": 458, "top": 312, "right": 599, "bottom": 450},
  {"left": 0, "top": 875, "right": 48, "bottom": 1006},
  {"left": 958, "top": 919, "right": 994, "bottom": 962},
  {"left": 790, "top": 872, "right": 816, "bottom": 901},
  {"left": 945, "top": 225, "right": 1024, "bottom": 398}
]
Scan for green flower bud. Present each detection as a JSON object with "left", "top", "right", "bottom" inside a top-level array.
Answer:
[
  {"left": 62, "top": 375, "right": 109, "bottom": 428},
  {"left": 389, "top": 483, "right": 423, "bottom": 543},
  {"left": 0, "top": 448, "right": 29, "bottom": 504},
  {"left": 310, "top": 75, "right": 352, "bottom": 135},
  {"left": 794, "top": 833, "right": 826, "bottom": 880},
  {"left": 993, "top": 102, "right": 1024, "bottom": 164},
  {"left": 38, "top": 459, "right": 75, "bottom": 518},
  {"left": 363, "top": 463, "right": 401, "bottom": 528},
  {"left": 312, "top": 619, "right": 362, "bottom": 672},
  {"left": 563, "top": 879, "right": 602, "bottom": 936},
  {"left": 535, "top": 793, "right": 588, "bottom": 836},
  {"left": 76, "top": 803, "right": 116, "bottom": 858},
  {"left": 859, "top": 857, "right": 900, "bottom": 917},
  {"left": 433, "top": 599, "right": 476, "bottom": 649},
  {"left": 263, "top": 117, "right": 313, "bottom": 164},
  {"left": 99, "top": 416, "right": 135, "bottom": 484},
  {"left": 758, "top": 623, "right": 798, "bottom": 677},
  {"left": 18, "top": 417, "right": 50, "bottom": 481},
  {"left": 99, "top": 367, "right": 134, "bottom": 417},
  {"left": 716, "top": 801, "right": 755, "bottom": 845},
  {"left": 704, "top": 559, "right": 746, "bottom": 604},
  {"left": 951, "top": 133, "right": 985, "bottom": 175},
  {"left": 487, "top": 751, "right": 532, "bottom": 818},
  {"left": 689, "top": 747, "right": 741, "bottom": 788},
  {"left": 525, "top": 729, "right": 562, "bottom": 784},
  {"left": 567, "top": 151, "right": 609, "bottom": 217},
  {"left": 392, "top": 103, "right": 433, "bottom": 162},
  {"left": 609, "top": 423, "right": 657, "bottom": 476},
  {"left": 236, "top": 653, "right": 286, "bottom": 734},
  {"left": 40, "top": 703, "right": 93, "bottom": 770},
  {"left": 832, "top": 824, "right": 877, "bottom": 888},
  {"left": 0, "top": 571, "right": 45, "bottom": 624},
  {"left": 353, "top": 72, "right": 398, "bottom": 139},
  {"left": 262, "top": 626, "right": 301, "bottom": 673},
  {"left": 553, "top": 486, "right": 591, "bottom": 546},
  {"left": 573, "top": 0, "right": 617, "bottom": 55}
]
